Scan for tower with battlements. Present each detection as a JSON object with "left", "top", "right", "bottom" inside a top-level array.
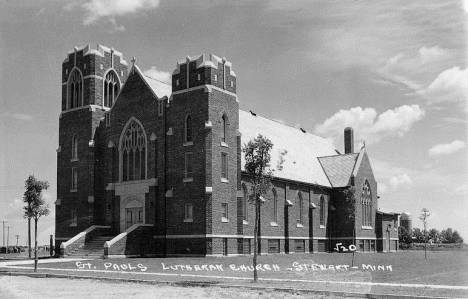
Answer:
[
  {"left": 56, "top": 45, "right": 128, "bottom": 242},
  {"left": 55, "top": 45, "right": 399, "bottom": 257},
  {"left": 165, "top": 54, "right": 239, "bottom": 255}
]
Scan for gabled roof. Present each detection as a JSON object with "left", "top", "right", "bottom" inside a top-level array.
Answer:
[
  {"left": 133, "top": 65, "right": 172, "bottom": 99},
  {"left": 377, "top": 208, "right": 400, "bottom": 215},
  {"left": 143, "top": 74, "right": 172, "bottom": 99},
  {"left": 239, "top": 110, "right": 338, "bottom": 187},
  {"left": 317, "top": 153, "right": 359, "bottom": 187}
]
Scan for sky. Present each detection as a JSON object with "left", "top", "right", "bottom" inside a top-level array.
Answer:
[{"left": 0, "top": 0, "right": 467, "bottom": 245}]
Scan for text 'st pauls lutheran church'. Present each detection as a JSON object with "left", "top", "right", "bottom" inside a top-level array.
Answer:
[{"left": 56, "top": 45, "right": 399, "bottom": 258}]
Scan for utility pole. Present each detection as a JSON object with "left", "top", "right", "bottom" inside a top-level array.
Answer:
[
  {"left": 15, "top": 235, "right": 19, "bottom": 246},
  {"left": 0, "top": 221, "right": 7, "bottom": 246},
  {"left": 6, "top": 226, "right": 12, "bottom": 248}
]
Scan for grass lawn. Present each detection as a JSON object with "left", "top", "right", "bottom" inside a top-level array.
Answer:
[
  {"left": 3, "top": 251, "right": 468, "bottom": 297},
  {"left": 0, "top": 250, "right": 51, "bottom": 260}
]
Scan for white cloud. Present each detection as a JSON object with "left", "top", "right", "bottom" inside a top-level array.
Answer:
[
  {"left": 380, "top": 50, "right": 468, "bottom": 110},
  {"left": 36, "top": 8, "right": 46, "bottom": 16},
  {"left": 428, "top": 140, "right": 466, "bottom": 156},
  {"left": 372, "top": 158, "right": 416, "bottom": 180},
  {"left": 389, "top": 174, "right": 412, "bottom": 189},
  {"left": 143, "top": 67, "right": 171, "bottom": 83},
  {"left": 109, "top": 18, "right": 125, "bottom": 32},
  {"left": 378, "top": 46, "right": 451, "bottom": 92},
  {"left": 455, "top": 184, "right": 468, "bottom": 195},
  {"left": 378, "top": 183, "right": 388, "bottom": 194},
  {"left": 1, "top": 112, "right": 34, "bottom": 121},
  {"left": 314, "top": 105, "right": 424, "bottom": 145},
  {"left": 67, "top": 0, "right": 160, "bottom": 27},
  {"left": 418, "top": 46, "right": 448, "bottom": 64},
  {"left": 417, "top": 66, "right": 468, "bottom": 107},
  {"left": 442, "top": 117, "right": 467, "bottom": 124},
  {"left": 8, "top": 198, "right": 23, "bottom": 210}
]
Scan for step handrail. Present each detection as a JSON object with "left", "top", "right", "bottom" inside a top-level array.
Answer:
[
  {"left": 104, "top": 223, "right": 153, "bottom": 248},
  {"left": 60, "top": 225, "right": 111, "bottom": 256}
]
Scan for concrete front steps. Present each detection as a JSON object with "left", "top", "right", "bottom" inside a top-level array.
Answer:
[{"left": 66, "top": 236, "right": 115, "bottom": 258}]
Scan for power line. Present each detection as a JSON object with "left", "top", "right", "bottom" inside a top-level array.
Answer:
[
  {"left": 0, "top": 221, "right": 6, "bottom": 246},
  {"left": 0, "top": 186, "right": 24, "bottom": 190}
]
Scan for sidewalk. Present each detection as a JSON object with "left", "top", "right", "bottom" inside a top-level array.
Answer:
[{"left": 1, "top": 258, "right": 466, "bottom": 299}]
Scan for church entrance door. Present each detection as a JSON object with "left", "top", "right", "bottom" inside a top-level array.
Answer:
[
  {"left": 126, "top": 208, "right": 143, "bottom": 229},
  {"left": 124, "top": 199, "right": 143, "bottom": 230}
]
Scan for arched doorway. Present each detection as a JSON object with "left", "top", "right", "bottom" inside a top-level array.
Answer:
[
  {"left": 125, "top": 199, "right": 143, "bottom": 229},
  {"left": 119, "top": 195, "right": 145, "bottom": 232}
]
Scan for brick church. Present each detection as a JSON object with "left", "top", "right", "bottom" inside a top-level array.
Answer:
[{"left": 56, "top": 44, "right": 399, "bottom": 257}]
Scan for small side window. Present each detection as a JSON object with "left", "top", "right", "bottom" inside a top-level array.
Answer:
[
  {"left": 71, "top": 167, "right": 78, "bottom": 190},
  {"left": 221, "top": 203, "right": 228, "bottom": 222},
  {"left": 184, "top": 203, "right": 193, "bottom": 222},
  {"left": 71, "top": 135, "right": 78, "bottom": 160}
]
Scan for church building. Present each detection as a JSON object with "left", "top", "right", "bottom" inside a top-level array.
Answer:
[{"left": 56, "top": 44, "right": 399, "bottom": 257}]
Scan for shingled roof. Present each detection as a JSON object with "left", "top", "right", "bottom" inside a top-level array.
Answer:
[
  {"left": 377, "top": 208, "right": 400, "bottom": 215},
  {"left": 131, "top": 65, "right": 172, "bottom": 99},
  {"left": 317, "top": 153, "right": 359, "bottom": 187},
  {"left": 143, "top": 75, "right": 171, "bottom": 99},
  {"left": 239, "top": 110, "right": 338, "bottom": 187}
]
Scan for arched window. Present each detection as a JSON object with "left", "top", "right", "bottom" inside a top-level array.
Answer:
[
  {"left": 361, "top": 180, "right": 372, "bottom": 226},
  {"left": 121, "top": 119, "right": 147, "bottom": 181},
  {"left": 222, "top": 114, "right": 228, "bottom": 143},
  {"left": 185, "top": 114, "right": 193, "bottom": 143},
  {"left": 272, "top": 188, "right": 278, "bottom": 223},
  {"left": 298, "top": 191, "right": 304, "bottom": 225},
  {"left": 104, "top": 71, "right": 120, "bottom": 108},
  {"left": 319, "top": 195, "right": 325, "bottom": 226},
  {"left": 242, "top": 183, "right": 248, "bottom": 221},
  {"left": 68, "top": 69, "right": 82, "bottom": 109},
  {"left": 71, "top": 135, "right": 78, "bottom": 160}
]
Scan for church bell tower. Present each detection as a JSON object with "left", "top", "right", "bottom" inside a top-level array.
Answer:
[{"left": 55, "top": 45, "right": 128, "bottom": 247}]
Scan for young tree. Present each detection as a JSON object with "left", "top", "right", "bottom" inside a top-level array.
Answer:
[
  {"left": 419, "top": 208, "right": 430, "bottom": 259},
  {"left": 243, "top": 134, "right": 273, "bottom": 283},
  {"left": 341, "top": 187, "right": 357, "bottom": 265},
  {"left": 23, "top": 175, "right": 50, "bottom": 272}
]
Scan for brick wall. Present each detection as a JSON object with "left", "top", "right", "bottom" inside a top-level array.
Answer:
[
  {"left": 57, "top": 47, "right": 391, "bottom": 256},
  {"left": 354, "top": 152, "right": 378, "bottom": 239},
  {"left": 167, "top": 63, "right": 239, "bottom": 252},
  {"left": 105, "top": 225, "right": 155, "bottom": 257},
  {"left": 57, "top": 45, "right": 129, "bottom": 241},
  {"left": 208, "top": 89, "right": 238, "bottom": 237},
  {"left": 166, "top": 87, "right": 209, "bottom": 237},
  {"left": 57, "top": 109, "right": 104, "bottom": 238},
  {"left": 240, "top": 176, "right": 332, "bottom": 254},
  {"left": 172, "top": 56, "right": 236, "bottom": 94},
  {"left": 376, "top": 212, "right": 399, "bottom": 252},
  {"left": 61, "top": 46, "right": 128, "bottom": 110}
]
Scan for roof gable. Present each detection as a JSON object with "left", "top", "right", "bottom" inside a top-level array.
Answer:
[
  {"left": 112, "top": 65, "right": 171, "bottom": 110},
  {"left": 133, "top": 65, "right": 172, "bottom": 99},
  {"left": 318, "top": 153, "right": 359, "bottom": 187}
]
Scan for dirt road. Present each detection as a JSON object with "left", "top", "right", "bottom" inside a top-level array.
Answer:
[{"left": 0, "top": 276, "right": 345, "bottom": 299}]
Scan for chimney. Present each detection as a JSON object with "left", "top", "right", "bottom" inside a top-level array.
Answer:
[{"left": 344, "top": 127, "right": 354, "bottom": 154}]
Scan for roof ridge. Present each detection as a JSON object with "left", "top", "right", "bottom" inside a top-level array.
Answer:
[
  {"left": 317, "top": 153, "right": 359, "bottom": 159},
  {"left": 239, "top": 109, "right": 323, "bottom": 138},
  {"left": 144, "top": 74, "right": 171, "bottom": 86},
  {"left": 317, "top": 158, "right": 333, "bottom": 187}
]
